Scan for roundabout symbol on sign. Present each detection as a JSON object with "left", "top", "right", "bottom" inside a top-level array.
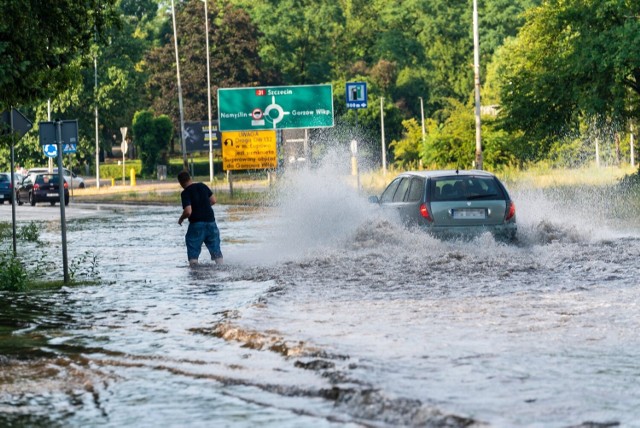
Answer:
[
  {"left": 263, "top": 96, "right": 290, "bottom": 128},
  {"left": 43, "top": 144, "right": 57, "bottom": 158}
]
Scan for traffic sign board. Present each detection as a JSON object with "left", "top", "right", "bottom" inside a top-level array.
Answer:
[
  {"left": 43, "top": 143, "right": 77, "bottom": 157},
  {"left": 221, "top": 130, "right": 277, "bottom": 170},
  {"left": 218, "top": 85, "right": 334, "bottom": 131},
  {"left": 346, "top": 82, "right": 367, "bottom": 109},
  {"left": 39, "top": 120, "right": 78, "bottom": 146},
  {"left": 0, "top": 108, "right": 33, "bottom": 137},
  {"left": 184, "top": 121, "right": 222, "bottom": 152}
]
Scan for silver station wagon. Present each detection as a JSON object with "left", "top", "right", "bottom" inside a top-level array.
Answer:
[{"left": 369, "top": 170, "right": 517, "bottom": 240}]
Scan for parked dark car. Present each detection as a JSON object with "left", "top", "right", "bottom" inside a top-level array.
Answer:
[
  {"left": 16, "top": 173, "right": 69, "bottom": 206},
  {"left": 0, "top": 173, "right": 14, "bottom": 204},
  {"left": 369, "top": 170, "right": 517, "bottom": 240}
]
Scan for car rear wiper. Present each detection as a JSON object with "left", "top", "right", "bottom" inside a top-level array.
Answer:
[{"left": 466, "top": 193, "right": 498, "bottom": 200}]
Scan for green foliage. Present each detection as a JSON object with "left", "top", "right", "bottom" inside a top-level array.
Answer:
[
  {"left": 146, "top": 1, "right": 267, "bottom": 130},
  {"left": 18, "top": 222, "right": 40, "bottom": 243},
  {"left": 99, "top": 161, "right": 142, "bottom": 180},
  {"left": 420, "top": 99, "right": 517, "bottom": 170},
  {"left": 132, "top": 110, "right": 173, "bottom": 176},
  {"left": 0, "top": 0, "right": 119, "bottom": 109},
  {"left": 494, "top": 0, "right": 640, "bottom": 144},
  {"left": 390, "top": 119, "right": 423, "bottom": 169},
  {"left": 0, "top": 252, "right": 28, "bottom": 292}
]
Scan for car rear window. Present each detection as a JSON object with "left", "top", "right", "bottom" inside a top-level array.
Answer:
[
  {"left": 430, "top": 176, "right": 505, "bottom": 201},
  {"left": 0, "top": 175, "right": 8, "bottom": 183},
  {"left": 35, "top": 175, "right": 59, "bottom": 185}
]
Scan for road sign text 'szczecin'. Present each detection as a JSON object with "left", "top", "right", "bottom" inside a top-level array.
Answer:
[
  {"left": 222, "top": 130, "right": 277, "bottom": 171},
  {"left": 218, "top": 85, "right": 334, "bottom": 131}
]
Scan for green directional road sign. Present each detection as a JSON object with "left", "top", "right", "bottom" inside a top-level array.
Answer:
[{"left": 218, "top": 84, "right": 334, "bottom": 131}]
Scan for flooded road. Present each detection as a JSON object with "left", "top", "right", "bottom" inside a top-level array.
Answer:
[{"left": 1, "top": 168, "right": 640, "bottom": 427}]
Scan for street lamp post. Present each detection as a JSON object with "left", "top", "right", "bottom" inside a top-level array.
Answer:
[
  {"left": 203, "top": 0, "right": 214, "bottom": 183},
  {"left": 171, "top": 0, "right": 188, "bottom": 170},
  {"left": 473, "top": 0, "right": 483, "bottom": 170},
  {"left": 94, "top": 45, "right": 100, "bottom": 189},
  {"left": 380, "top": 96, "right": 387, "bottom": 176},
  {"left": 419, "top": 96, "right": 426, "bottom": 143}
]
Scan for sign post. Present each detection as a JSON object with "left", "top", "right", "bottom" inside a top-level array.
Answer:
[
  {"left": 1, "top": 108, "right": 33, "bottom": 256},
  {"left": 55, "top": 120, "right": 69, "bottom": 283},
  {"left": 218, "top": 84, "right": 334, "bottom": 131},
  {"left": 39, "top": 119, "right": 78, "bottom": 284}
]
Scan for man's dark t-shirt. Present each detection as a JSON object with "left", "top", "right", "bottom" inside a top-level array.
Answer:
[{"left": 181, "top": 182, "right": 215, "bottom": 223}]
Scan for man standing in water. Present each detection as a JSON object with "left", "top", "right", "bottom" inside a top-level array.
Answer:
[{"left": 177, "top": 171, "right": 223, "bottom": 267}]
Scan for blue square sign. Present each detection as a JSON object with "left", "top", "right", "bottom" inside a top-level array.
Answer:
[{"left": 346, "top": 82, "right": 367, "bottom": 109}]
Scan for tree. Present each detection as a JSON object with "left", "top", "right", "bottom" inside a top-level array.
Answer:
[
  {"left": 494, "top": 0, "right": 640, "bottom": 155},
  {"left": 146, "top": 0, "right": 267, "bottom": 130},
  {"left": 0, "top": 0, "right": 118, "bottom": 109},
  {"left": 238, "top": 0, "right": 345, "bottom": 84},
  {"left": 420, "top": 98, "right": 516, "bottom": 169},
  {"left": 132, "top": 110, "right": 173, "bottom": 176}
]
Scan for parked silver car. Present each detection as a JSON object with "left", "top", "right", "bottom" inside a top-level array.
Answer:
[
  {"left": 369, "top": 170, "right": 517, "bottom": 240},
  {"left": 26, "top": 167, "right": 85, "bottom": 189}
]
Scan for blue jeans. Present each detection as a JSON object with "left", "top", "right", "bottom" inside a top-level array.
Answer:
[{"left": 185, "top": 221, "right": 222, "bottom": 261}]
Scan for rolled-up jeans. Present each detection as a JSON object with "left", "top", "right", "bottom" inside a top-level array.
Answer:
[{"left": 185, "top": 221, "right": 222, "bottom": 261}]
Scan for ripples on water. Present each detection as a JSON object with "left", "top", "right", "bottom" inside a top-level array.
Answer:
[{"left": 2, "top": 165, "right": 640, "bottom": 427}]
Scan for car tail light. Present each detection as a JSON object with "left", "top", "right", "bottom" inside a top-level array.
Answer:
[
  {"left": 505, "top": 200, "right": 516, "bottom": 221},
  {"left": 419, "top": 203, "right": 433, "bottom": 222},
  {"left": 34, "top": 184, "right": 40, "bottom": 190}
]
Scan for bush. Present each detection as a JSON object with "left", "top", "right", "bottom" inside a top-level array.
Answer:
[
  {"left": 99, "top": 161, "right": 142, "bottom": 180},
  {"left": 0, "top": 252, "right": 28, "bottom": 291}
]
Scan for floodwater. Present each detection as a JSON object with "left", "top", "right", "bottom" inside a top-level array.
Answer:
[{"left": 2, "top": 164, "right": 640, "bottom": 427}]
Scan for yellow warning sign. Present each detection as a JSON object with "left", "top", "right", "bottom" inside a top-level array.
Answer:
[{"left": 221, "top": 130, "right": 277, "bottom": 170}]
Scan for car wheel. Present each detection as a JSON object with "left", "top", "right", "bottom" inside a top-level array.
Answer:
[
  {"left": 79, "top": 182, "right": 85, "bottom": 189},
  {"left": 50, "top": 201, "right": 56, "bottom": 206},
  {"left": 17, "top": 193, "right": 23, "bottom": 206},
  {"left": 64, "top": 198, "right": 69, "bottom": 206},
  {"left": 0, "top": 200, "right": 3, "bottom": 205},
  {"left": 29, "top": 192, "right": 36, "bottom": 206}
]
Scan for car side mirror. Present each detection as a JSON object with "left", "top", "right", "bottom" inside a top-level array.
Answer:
[{"left": 368, "top": 195, "right": 380, "bottom": 204}]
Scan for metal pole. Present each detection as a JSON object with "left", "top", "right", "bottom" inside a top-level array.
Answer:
[
  {"left": 419, "top": 96, "right": 426, "bottom": 144},
  {"left": 9, "top": 108, "right": 17, "bottom": 256},
  {"left": 380, "top": 96, "right": 387, "bottom": 176},
  {"left": 304, "top": 129, "right": 309, "bottom": 165},
  {"left": 94, "top": 29, "right": 100, "bottom": 189},
  {"left": 631, "top": 123, "right": 635, "bottom": 168},
  {"left": 48, "top": 101, "right": 53, "bottom": 172},
  {"left": 473, "top": 0, "right": 483, "bottom": 170},
  {"left": 204, "top": 0, "right": 214, "bottom": 183},
  {"left": 171, "top": 0, "right": 188, "bottom": 170},
  {"left": 56, "top": 120, "right": 69, "bottom": 284}
]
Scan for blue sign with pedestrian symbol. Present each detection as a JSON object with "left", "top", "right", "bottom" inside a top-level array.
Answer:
[{"left": 346, "top": 82, "right": 367, "bottom": 109}]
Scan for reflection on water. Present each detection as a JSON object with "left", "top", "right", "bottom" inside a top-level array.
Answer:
[{"left": 2, "top": 168, "right": 640, "bottom": 427}]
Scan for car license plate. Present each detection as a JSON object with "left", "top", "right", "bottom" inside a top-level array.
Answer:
[
  {"left": 47, "top": 193, "right": 59, "bottom": 197},
  {"left": 453, "top": 208, "right": 486, "bottom": 219}
]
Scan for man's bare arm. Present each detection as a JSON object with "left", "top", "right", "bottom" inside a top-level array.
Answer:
[{"left": 178, "top": 205, "right": 192, "bottom": 225}]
